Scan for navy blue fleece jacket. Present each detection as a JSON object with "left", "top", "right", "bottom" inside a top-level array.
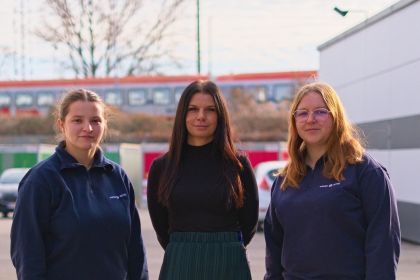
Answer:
[
  {"left": 10, "top": 143, "right": 148, "bottom": 280},
  {"left": 264, "top": 153, "right": 400, "bottom": 280}
]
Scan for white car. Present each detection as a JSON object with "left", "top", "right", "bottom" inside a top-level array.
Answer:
[
  {"left": 254, "top": 160, "right": 287, "bottom": 230},
  {"left": 0, "top": 168, "right": 30, "bottom": 218}
]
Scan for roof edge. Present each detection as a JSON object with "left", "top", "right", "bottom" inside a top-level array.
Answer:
[{"left": 318, "top": 0, "right": 418, "bottom": 51}]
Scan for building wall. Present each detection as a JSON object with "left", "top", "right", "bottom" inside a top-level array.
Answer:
[{"left": 318, "top": 0, "right": 420, "bottom": 242}]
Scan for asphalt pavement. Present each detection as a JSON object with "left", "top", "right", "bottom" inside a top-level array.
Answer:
[{"left": 1, "top": 208, "right": 419, "bottom": 279}]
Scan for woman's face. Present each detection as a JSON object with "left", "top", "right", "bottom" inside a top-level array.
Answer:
[
  {"left": 58, "top": 100, "right": 106, "bottom": 156},
  {"left": 185, "top": 92, "right": 218, "bottom": 146},
  {"left": 295, "top": 91, "right": 333, "bottom": 152}
]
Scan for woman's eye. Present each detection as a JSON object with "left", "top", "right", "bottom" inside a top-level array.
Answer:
[
  {"left": 188, "top": 107, "right": 198, "bottom": 112},
  {"left": 316, "top": 109, "right": 328, "bottom": 115},
  {"left": 296, "top": 111, "right": 308, "bottom": 118}
]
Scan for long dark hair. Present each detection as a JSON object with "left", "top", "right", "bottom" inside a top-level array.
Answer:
[{"left": 157, "top": 80, "right": 245, "bottom": 208}]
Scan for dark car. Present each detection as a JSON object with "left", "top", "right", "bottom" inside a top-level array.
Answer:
[{"left": 0, "top": 168, "right": 29, "bottom": 218}]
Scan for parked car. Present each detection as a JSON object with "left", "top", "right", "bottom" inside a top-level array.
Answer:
[
  {"left": 0, "top": 168, "right": 30, "bottom": 218},
  {"left": 254, "top": 160, "right": 287, "bottom": 231}
]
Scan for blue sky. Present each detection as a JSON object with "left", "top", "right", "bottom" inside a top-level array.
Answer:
[{"left": 0, "top": 0, "right": 399, "bottom": 80}]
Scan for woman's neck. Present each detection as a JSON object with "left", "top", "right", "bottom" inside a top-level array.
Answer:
[
  {"left": 65, "top": 146, "right": 96, "bottom": 169},
  {"left": 187, "top": 138, "right": 213, "bottom": 146},
  {"left": 305, "top": 146, "right": 326, "bottom": 169}
]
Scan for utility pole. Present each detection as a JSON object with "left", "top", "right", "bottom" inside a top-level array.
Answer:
[
  {"left": 20, "top": 0, "right": 26, "bottom": 80},
  {"left": 207, "top": 16, "right": 212, "bottom": 77},
  {"left": 196, "top": 0, "right": 201, "bottom": 74}
]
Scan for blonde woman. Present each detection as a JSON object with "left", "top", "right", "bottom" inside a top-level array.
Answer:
[
  {"left": 11, "top": 89, "right": 148, "bottom": 280},
  {"left": 264, "top": 82, "right": 400, "bottom": 279}
]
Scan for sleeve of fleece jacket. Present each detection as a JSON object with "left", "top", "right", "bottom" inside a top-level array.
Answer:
[
  {"left": 264, "top": 177, "right": 285, "bottom": 280},
  {"left": 237, "top": 156, "right": 259, "bottom": 246},
  {"left": 147, "top": 158, "right": 170, "bottom": 249},
  {"left": 359, "top": 162, "right": 401, "bottom": 280},
  {"left": 124, "top": 173, "right": 149, "bottom": 280},
  {"left": 10, "top": 170, "right": 50, "bottom": 280}
]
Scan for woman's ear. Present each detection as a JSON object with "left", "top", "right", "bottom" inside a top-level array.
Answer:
[{"left": 56, "top": 119, "right": 64, "bottom": 132}]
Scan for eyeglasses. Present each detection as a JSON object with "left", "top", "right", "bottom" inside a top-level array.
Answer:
[{"left": 293, "top": 108, "right": 331, "bottom": 123}]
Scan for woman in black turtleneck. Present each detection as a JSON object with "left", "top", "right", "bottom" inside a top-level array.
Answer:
[{"left": 147, "top": 80, "right": 258, "bottom": 280}]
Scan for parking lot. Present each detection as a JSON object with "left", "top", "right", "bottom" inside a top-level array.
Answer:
[{"left": 1, "top": 207, "right": 419, "bottom": 279}]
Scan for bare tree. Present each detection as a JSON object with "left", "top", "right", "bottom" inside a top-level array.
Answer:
[
  {"left": 35, "top": 0, "right": 186, "bottom": 78},
  {"left": 0, "top": 46, "right": 12, "bottom": 74}
]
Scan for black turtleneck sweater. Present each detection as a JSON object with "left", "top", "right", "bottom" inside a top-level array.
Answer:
[{"left": 147, "top": 142, "right": 259, "bottom": 249}]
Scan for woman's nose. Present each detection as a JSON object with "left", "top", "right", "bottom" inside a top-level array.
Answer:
[
  {"left": 306, "top": 111, "right": 316, "bottom": 122},
  {"left": 197, "top": 109, "right": 205, "bottom": 119},
  {"left": 84, "top": 122, "right": 93, "bottom": 131}
]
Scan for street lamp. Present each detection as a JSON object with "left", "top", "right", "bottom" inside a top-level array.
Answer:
[
  {"left": 334, "top": 6, "right": 368, "bottom": 19},
  {"left": 333, "top": 7, "right": 348, "bottom": 17}
]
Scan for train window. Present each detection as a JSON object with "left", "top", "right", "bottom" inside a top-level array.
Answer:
[
  {"left": 128, "top": 89, "right": 147, "bottom": 106},
  {"left": 152, "top": 88, "right": 171, "bottom": 105},
  {"left": 219, "top": 86, "right": 229, "bottom": 96},
  {"left": 273, "top": 85, "right": 291, "bottom": 102},
  {"left": 37, "top": 92, "right": 55, "bottom": 107},
  {"left": 0, "top": 92, "right": 11, "bottom": 107},
  {"left": 174, "top": 87, "right": 184, "bottom": 103},
  {"left": 246, "top": 85, "right": 268, "bottom": 103},
  {"left": 105, "top": 91, "right": 123, "bottom": 106},
  {"left": 228, "top": 86, "right": 245, "bottom": 97},
  {"left": 89, "top": 88, "right": 103, "bottom": 97},
  {"left": 222, "top": 86, "right": 244, "bottom": 104},
  {"left": 15, "top": 92, "right": 34, "bottom": 108}
]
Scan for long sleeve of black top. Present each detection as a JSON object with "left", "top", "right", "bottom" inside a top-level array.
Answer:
[
  {"left": 146, "top": 158, "right": 170, "bottom": 248},
  {"left": 147, "top": 143, "right": 258, "bottom": 249},
  {"left": 237, "top": 155, "right": 259, "bottom": 245}
]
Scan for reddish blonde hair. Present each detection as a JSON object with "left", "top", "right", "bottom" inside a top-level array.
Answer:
[{"left": 280, "top": 82, "right": 364, "bottom": 190}]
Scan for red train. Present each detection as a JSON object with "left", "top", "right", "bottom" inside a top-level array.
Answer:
[{"left": 0, "top": 71, "right": 317, "bottom": 117}]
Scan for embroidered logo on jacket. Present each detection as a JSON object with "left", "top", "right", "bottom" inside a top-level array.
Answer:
[
  {"left": 319, "top": 182, "right": 341, "bottom": 188},
  {"left": 109, "top": 193, "right": 128, "bottom": 199}
]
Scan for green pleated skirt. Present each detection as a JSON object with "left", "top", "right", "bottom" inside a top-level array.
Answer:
[{"left": 159, "top": 232, "right": 252, "bottom": 280}]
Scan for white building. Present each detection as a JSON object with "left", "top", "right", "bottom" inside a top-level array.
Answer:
[{"left": 318, "top": 0, "right": 420, "bottom": 243}]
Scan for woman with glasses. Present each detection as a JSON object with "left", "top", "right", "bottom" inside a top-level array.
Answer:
[
  {"left": 264, "top": 82, "right": 400, "bottom": 279},
  {"left": 147, "top": 80, "right": 258, "bottom": 279}
]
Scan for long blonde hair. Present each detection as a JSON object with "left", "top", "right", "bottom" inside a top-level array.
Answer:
[{"left": 280, "top": 82, "right": 364, "bottom": 190}]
